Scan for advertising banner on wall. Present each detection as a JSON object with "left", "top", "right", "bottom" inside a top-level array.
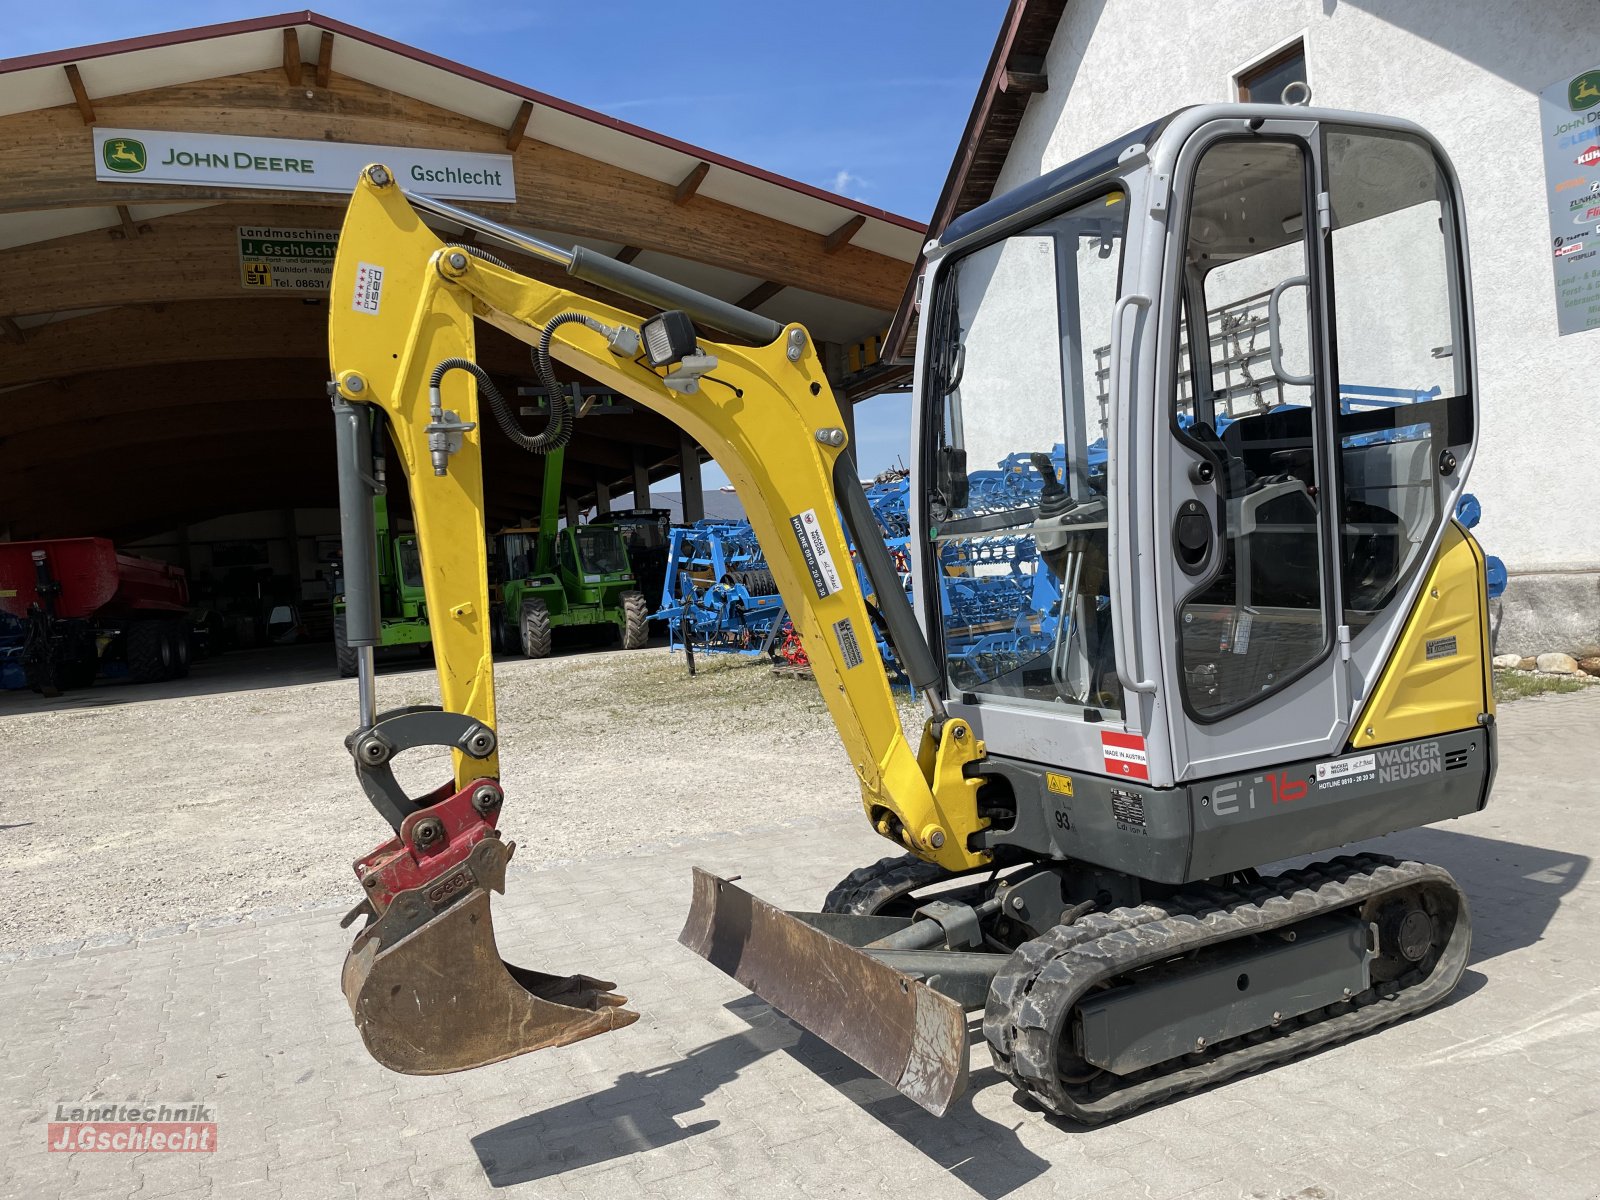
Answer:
[
  {"left": 1540, "top": 66, "right": 1600, "bottom": 336},
  {"left": 238, "top": 226, "right": 338, "bottom": 292},
  {"left": 93, "top": 129, "right": 515, "bottom": 203}
]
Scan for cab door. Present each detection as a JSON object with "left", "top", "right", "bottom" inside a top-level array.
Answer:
[
  {"left": 1156, "top": 118, "right": 1347, "bottom": 778},
  {"left": 1156, "top": 115, "right": 1477, "bottom": 781}
]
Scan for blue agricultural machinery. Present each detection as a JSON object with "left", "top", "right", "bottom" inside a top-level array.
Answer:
[{"left": 653, "top": 386, "right": 1507, "bottom": 680}]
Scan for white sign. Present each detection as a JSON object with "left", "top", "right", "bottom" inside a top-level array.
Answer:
[
  {"left": 1540, "top": 65, "right": 1600, "bottom": 335},
  {"left": 1315, "top": 752, "right": 1376, "bottom": 783},
  {"left": 352, "top": 263, "right": 385, "bottom": 314},
  {"left": 790, "top": 508, "right": 844, "bottom": 599},
  {"left": 94, "top": 128, "right": 515, "bottom": 203},
  {"left": 238, "top": 226, "right": 337, "bottom": 292}
]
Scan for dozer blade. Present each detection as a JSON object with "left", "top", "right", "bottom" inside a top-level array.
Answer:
[
  {"left": 343, "top": 837, "right": 638, "bottom": 1075},
  {"left": 679, "top": 867, "right": 969, "bottom": 1116}
]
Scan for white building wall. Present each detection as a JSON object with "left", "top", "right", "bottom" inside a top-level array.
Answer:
[{"left": 997, "top": 0, "right": 1600, "bottom": 573}]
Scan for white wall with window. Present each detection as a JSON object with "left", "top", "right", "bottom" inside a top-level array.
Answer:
[{"left": 988, "top": 0, "right": 1600, "bottom": 652}]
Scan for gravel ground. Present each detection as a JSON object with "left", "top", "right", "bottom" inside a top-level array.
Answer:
[{"left": 0, "top": 646, "right": 919, "bottom": 952}]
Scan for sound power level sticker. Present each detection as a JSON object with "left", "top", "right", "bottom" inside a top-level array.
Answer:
[
  {"left": 833, "top": 616, "right": 865, "bottom": 669},
  {"left": 791, "top": 508, "right": 844, "bottom": 599}
]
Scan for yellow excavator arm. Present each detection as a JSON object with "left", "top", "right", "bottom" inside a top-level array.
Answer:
[
  {"left": 326, "top": 166, "right": 985, "bottom": 1093},
  {"left": 328, "top": 165, "right": 986, "bottom": 870}
]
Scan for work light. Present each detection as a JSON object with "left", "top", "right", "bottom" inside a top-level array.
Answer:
[{"left": 641, "top": 310, "right": 698, "bottom": 367}]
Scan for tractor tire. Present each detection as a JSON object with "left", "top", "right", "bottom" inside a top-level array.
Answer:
[
  {"left": 520, "top": 598, "right": 552, "bottom": 659},
  {"left": 167, "top": 621, "right": 191, "bottom": 679},
  {"left": 333, "top": 614, "right": 358, "bottom": 678},
  {"left": 620, "top": 590, "right": 650, "bottom": 650},
  {"left": 127, "top": 621, "right": 175, "bottom": 684}
]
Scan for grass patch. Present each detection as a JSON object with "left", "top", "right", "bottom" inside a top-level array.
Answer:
[{"left": 1493, "top": 671, "right": 1590, "bottom": 702}]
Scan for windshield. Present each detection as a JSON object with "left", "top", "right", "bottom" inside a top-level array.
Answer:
[
  {"left": 499, "top": 532, "right": 536, "bottom": 580},
  {"left": 575, "top": 526, "right": 629, "bottom": 575},
  {"left": 926, "top": 190, "right": 1126, "bottom": 716},
  {"left": 395, "top": 537, "right": 423, "bottom": 589}
]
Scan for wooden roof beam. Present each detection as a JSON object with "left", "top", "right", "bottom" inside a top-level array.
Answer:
[
  {"left": 314, "top": 31, "right": 335, "bottom": 89},
  {"left": 674, "top": 161, "right": 711, "bottom": 205},
  {"left": 824, "top": 214, "right": 866, "bottom": 254},
  {"left": 505, "top": 100, "right": 534, "bottom": 151},
  {"left": 63, "top": 64, "right": 94, "bottom": 124},
  {"left": 736, "top": 280, "right": 784, "bottom": 311},
  {"left": 109, "top": 205, "right": 145, "bottom": 240},
  {"left": 282, "top": 29, "right": 303, "bottom": 86},
  {"left": 1001, "top": 55, "right": 1049, "bottom": 94}
]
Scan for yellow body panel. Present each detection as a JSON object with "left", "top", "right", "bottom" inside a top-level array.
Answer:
[
  {"left": 328, "top": 184, "right": 497, "bottom": 788},
  {"left": 1350, "top": 521, "right": 1493, "bottom": 749},
  {"left": 328, "top": 170, "right": 989, "bottom": 871}
]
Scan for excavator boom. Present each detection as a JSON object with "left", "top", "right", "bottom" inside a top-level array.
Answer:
[{"left": 326, "top": 168, "right": 987, "bottom": 1101}]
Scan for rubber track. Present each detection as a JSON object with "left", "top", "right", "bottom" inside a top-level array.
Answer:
[
  {"left": 820, "top": 854, "right": 948, "bottom": 917},
  {"left": 984, "top": 854, "right": 1469, "bottom": 1123}
]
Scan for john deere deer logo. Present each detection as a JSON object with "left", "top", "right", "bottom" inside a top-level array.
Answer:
[
  {"left": 1571, "top": 70, "right": 1600, "bottom": 112},
  {"left": 102, "top": 138, "right": 147, "bottom": 173}
]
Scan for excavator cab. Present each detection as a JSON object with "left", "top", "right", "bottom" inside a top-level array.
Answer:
[{"left": 326, "top": 105, "right": 1491, "bottom": 1120}]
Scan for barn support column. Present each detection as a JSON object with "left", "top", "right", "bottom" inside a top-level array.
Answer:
[
  {"left": 593, "top": 478, "right": 611, "bottom": 518},
  {"left": 632, "top": 448, "right": 651, "bottom": 510},
  {"left": 678, "top": 432, "right": 704, "bottom": 524}
]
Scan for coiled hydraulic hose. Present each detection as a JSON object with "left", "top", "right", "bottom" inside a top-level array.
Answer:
[{"left": 430, "top": 238, "right": 632, "bottom": 461}]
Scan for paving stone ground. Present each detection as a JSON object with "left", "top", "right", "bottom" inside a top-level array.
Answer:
[{"left": 3, "top": 689, "right": 1598, "bottom": 1199}]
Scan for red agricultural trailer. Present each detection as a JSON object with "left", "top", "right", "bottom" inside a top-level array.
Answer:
[{"left": 0, "top": 538, "right": 191, "bottom": 695}]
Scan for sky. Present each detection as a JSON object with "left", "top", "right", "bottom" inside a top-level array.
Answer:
[{"left": 4, "top": 0, "right": 1007, "bottom": 492}]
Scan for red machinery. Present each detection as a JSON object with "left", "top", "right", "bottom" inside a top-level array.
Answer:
[{"left": 0, "top": 538, "right": 191, "bottom": 694}]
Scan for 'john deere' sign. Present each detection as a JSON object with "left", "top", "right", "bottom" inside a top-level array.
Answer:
[{"left": 91, "top": 128, "right": 515, "bottom": 202}]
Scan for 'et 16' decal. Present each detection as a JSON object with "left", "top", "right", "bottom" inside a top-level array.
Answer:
[{"left": 1211, "top": 772, "right": 1307, "bottom": 816}]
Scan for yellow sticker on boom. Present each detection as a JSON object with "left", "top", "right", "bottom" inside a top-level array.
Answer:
[{"left": 1046, "top": 773, "right": 1074, "bottom": 796}]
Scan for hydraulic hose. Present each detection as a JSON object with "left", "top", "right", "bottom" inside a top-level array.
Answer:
[{"left": 430, "top": 246, "right": 583, "bottom": 458}]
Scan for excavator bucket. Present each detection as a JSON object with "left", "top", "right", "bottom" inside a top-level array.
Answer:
[
  {"left": 679, "top": 868, "right": 969, "bottom": 1116},
  {"left": 342, "top": 830, "right": 638, "bottom": 1074}
]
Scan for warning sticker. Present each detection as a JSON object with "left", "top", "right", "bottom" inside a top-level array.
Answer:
[
  {"left": 1314, "top": 752, "right": 1376, "bottom": 784},
  {"left": 1045, "top": 772, "right": 1074, "bottom": 797},
  {"left": 1101, "top": 731, "right": 1149, "bottom": 781},
  {"left": 833, "top": 616, "right": 865, "bottom": 669},
  {"left": 790, "top": 509, "right": 844, "bottom": 599},
  {"left": 352, "top": 261, "right": 385, "bottom": 313}
]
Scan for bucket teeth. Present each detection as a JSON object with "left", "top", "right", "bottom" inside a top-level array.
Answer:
[{"left": 343, "top": 887, "right": 639, "bottom": 1075}]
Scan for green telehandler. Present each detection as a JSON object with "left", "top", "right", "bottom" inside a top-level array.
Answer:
[
  {"left": 493, "top": 445, "right": 649, "bottom": 658},
  {"left": 332, "top": 493, "right": 430, "bottom": 677}
]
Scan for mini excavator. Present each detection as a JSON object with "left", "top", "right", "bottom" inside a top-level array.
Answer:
[{"left": 327, "top": 105, "right": 1494, "bottom": 1121}]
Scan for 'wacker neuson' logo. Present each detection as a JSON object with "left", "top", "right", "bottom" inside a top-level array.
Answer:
[{"left": 102, "top": 137, "right": 147, "bottom": 173}]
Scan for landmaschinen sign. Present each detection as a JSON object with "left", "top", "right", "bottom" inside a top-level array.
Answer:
[
  {"left": 94, "top": 129, "right": 515, "bottom": 203},
  {"left": 238, "top": 226, "right": 338, "bottom": 292}
]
